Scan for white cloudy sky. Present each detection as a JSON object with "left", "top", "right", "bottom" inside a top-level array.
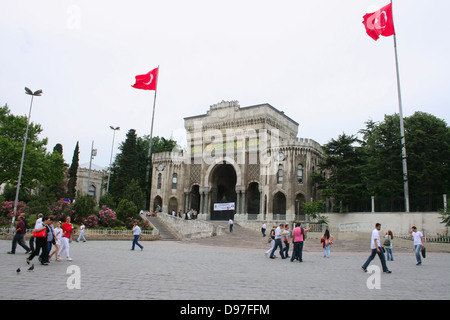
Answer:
[{"left": 1, "top": 0, "right": 449, "bottom": 169}]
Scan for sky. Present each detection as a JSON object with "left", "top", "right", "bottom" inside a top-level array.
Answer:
[{"left": 1, "top": 0, "right": 449, "bottom": 169}]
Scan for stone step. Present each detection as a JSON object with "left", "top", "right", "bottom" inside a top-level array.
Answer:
[{"left": 147, "top": 216, "right": 179, "bottom": 241}]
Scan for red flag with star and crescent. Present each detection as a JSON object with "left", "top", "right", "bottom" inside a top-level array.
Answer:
[
  {"left": 362, "top": 3, "right": 395, "bottom": 41},
  {"left": 132, "top": 67, "right": 159, "bottom": 90}
]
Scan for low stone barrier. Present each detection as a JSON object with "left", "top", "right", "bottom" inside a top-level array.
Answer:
[{"left": 157, "top": 214, "right": 225, "bottom": 240}]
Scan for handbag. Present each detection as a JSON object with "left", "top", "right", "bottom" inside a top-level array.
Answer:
[
  {"left": 383, "top": 239, "right": 390, "bottom": 246},
  {"left": 33, "top": 229, "right": 47, "bottom": 238},
  {"left": 421, "top": 247, "right": 426, "bottom": 258}
]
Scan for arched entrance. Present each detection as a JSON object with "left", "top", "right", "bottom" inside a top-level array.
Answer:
[
  {"left": 247, "top": 182, "right": 260, "bottom": 215},
  {"left": 210, "top": 164, "right": 237, "bottom": 220},
  {"left": 153, "top": 195, "right": 162, "bottom": 212},
  {"left": 168, "top": 197, "right": 178, "bottom": 213},
  {"left": 190, "top": 185, "right": 200, "bottom": 212},
  {"left": 273, "top": 191, "right": 286, "bottom": 220}
]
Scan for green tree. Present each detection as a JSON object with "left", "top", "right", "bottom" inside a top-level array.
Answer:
[
  {"left": 116, "top": 199, "right": 138, "bottom": 222},
  {"left": 67, "top": 141, "right": 79, "bottom": 201},
  {"left": 318, "top": 133, "right": 367, "bottom": 212},
  {"left": 109, "top": 130, "right": 178, "bottom": 209},
  {"left": 404, "top": 112, "right": 450, "bottom": 210},
  {"left": 360, "top": 115, "right": 404, "bottom": 211},
  {"left": 122, "top": 179, "right": 145, "bottom": 210},
  {"left": 73, "top": 194, "right": 96, "bottom": 220},
  {"left": 109, "top": 129, "right": 143, "bottom": 204},
  {"left": 0, "top": 104, "right": 67, "bottom": 200}
]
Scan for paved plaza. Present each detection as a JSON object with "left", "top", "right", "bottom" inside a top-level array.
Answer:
[{"left": 1, "top": 224, "right": 449, "bottom": 301}]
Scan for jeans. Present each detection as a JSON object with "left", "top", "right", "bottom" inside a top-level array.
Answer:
[
  {"left": 270, "top": 239, "right": 285, "bottom": 258},
  {"left": 323, "top": 244, "right": 331, "bottom": 258},
  {"left": 362, "top": 248, "right": 389, "bottom": 272},
  {"left": 283, "top": 241, "right": 290, "bottom": 258},
  {"left": 291, "top": 241, "right": 304, "bottom": 262},
  {"left": 414, "top": 244, "right": 422, "bottom": 264},
  {"left": 386, "top": 247, "right": 394, "bottom": 261},
  {"left": 77, "top": 231, "right": 86, "bottom": 242},
  {"left": 132, "top": 235, "right": 143, "bottom": 250},
  {"left": 11, "top": 233, "right": 30, "bottom": 253}
]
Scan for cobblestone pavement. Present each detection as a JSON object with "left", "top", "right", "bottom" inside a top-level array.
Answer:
[{"left": 1, "top": 223, "right": 449, "bottom": 300}]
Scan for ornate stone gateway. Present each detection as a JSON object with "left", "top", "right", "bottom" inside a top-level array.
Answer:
[
  {"left": 209, "top": 163, "right": 237, "bottom": 220},
  {"left": 150, "top": 101, "right": 324, "bottom": 221}
]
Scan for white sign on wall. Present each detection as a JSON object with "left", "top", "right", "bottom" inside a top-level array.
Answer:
[{"left": 213, "top": 202, "right": 235, "bottom": 211}]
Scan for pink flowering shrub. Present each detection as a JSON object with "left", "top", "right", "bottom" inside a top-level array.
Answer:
[
  {"left": 125, "top": 217, "right": 151, "bottom": 230},
  {"left": 98, "top": 206, "right": 117, "bottom": 228},
  {"left": 48, "top": 199, "right": 75, "bottom": 222},
  {"left": 83, "top": 215, "right": 99, "bottom": 228},
  {"left": 0, "top": 201, "right": 29, "bottom": 226}
]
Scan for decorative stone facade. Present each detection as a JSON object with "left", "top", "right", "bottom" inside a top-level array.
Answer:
[
  {"left": 150, "top": 101, "right": 324, "bottom": 221},
  {"left": 76, "top": 166, "right": 107, "bottom": 203}
]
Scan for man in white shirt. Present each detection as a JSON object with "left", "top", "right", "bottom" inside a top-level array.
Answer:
[
  {"left": 228, "top": 219, "right": 234, "bottom": 233},
  {"left": 270, "top": 223, "right": 286, "bottom": 259},
  {"left": 131, "top": 223, "right": 144, "bottom": 251},
  {"left": 410, "top": 226, "right": 425, "bottom": 265},
  {"left": 361, "top": 223, "right": 391, "bottom": 273}
]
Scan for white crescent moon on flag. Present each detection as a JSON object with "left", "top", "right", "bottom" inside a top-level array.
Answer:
[{"left": 144, "top": 74, "right": 153, "bottom": 85}]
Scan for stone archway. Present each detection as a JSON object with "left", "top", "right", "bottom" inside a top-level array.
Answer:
[
  {"left": 190, "top": 185, "right": 200, "bottom": 212},
  {"left": 273, "top": 191, "right": 286, "bottom": 219},
  {"left": 168, "top": 197, "right": 178, "bottom": 213},
  {"left": 153, "top": 195, "right": 162, "bottom": 212},
  {"left": 209, "top": 164, "right": 237, "bottom": 220},
  {"left": 247, "top": 182, "right": 260, "bottom": 215}
]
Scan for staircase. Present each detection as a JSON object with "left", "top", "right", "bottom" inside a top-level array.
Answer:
[{"left": 147, "top": 216, "right": 179, "bottom": 241}]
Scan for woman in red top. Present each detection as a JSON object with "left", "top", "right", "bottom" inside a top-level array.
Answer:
[{"left": 59, "top": 216, "right": 73, "bottom": 261}]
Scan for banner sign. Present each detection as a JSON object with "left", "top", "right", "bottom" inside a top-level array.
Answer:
[{"left": 213, "top": 202, "right": 235, "bottom": 211}]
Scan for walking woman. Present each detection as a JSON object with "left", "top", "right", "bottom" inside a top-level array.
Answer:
[
  {"left": 321, "top": 229, "right": 334, "bottom": 258},
  {"left": 384, "top": 230, "right": 394, "bottom": 261},
  {"left": 59, "top": 216, "right": 73, "bottom": 261},
  {"left": 27, "top": 216, "right": 50, "bottom": 266}
]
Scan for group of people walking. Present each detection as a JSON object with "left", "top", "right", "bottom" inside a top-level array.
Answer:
[
  {"left": 8, "top": 213, "right": 75, "bottom": 267},
  {"left": 361, "top": 223, "right": 426, "bottom": 273},
  {"left": 264, "top": 222, "right": 322, "bottom": 262},
  {"left": 262, "top": 221, "right": 426, "bottom": 269}
]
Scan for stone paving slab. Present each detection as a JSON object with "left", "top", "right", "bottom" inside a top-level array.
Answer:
[{"left": 1, "top": 235, "right": 449, "bottom": 300}]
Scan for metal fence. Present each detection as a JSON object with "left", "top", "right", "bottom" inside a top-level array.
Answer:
[
  {"left": 396, "top": 232, "right": 450, "bottom": 244},
  {"left": 324, "top": 195, "right": 447, "bottom": 213}
]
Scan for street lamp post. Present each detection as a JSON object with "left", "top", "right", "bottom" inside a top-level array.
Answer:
[
  {"left": 10, "top": 87, "right": 42, "bottom": 232},
  {"left": 86, "top": 141, "right": 97, "bottom": 196},
  {"left": 107, "top": 126, "right": 120, "bottom": 193}
]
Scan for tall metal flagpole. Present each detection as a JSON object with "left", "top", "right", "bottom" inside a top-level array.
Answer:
[
  {"left": 391, "top": 0, "right": 410, "bottom": 212},
  {"left": 145, "top": 66, "right": 160, "bottom": 210}
]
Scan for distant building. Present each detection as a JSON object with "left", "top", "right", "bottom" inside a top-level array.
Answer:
[
  {"left": 75, "top": 163, "right": 107, "bottom": 203},
  {"left": 150, "top": 101, "right": 324, "bottom": 221}
]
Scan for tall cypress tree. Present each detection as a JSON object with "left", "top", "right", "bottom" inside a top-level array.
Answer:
[
  {"left": 109, "top": 129, "right": 142, "bottom": 204},
  {"left": 67, "top": 141, "right": 79, "bottom": 200}
]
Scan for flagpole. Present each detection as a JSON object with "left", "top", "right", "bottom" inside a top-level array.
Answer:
[
  {"left": 145, "top": 65, "right": 160, "bottom": 210},
  {"left": 391, "top": 0, "right": 410, "bottom": 212}
]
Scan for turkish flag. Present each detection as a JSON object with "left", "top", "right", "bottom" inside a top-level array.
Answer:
[
  {"left": 132, "top": 67, "right": 159, "bottom": 90},
  {"left": 362, "top": 3, "right": 395, "bottom": 41}
]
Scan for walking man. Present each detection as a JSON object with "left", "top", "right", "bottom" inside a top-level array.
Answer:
[
  {"left": 410, "top": 226, "right": 425, "bottom": 265},
  {"left": 131, "top": 223, "right": 144, "bottom": 251},
  {"left": 362, "top": 223, "right": 392, "bottom": 273},
  {"left": 270, "top": 223, "right": 285, "bottom": 259},
  {"left": 228, "top": 218, "right": 234, "bottom": 233},
  {"left": 7, "top": 215, "right": 31, "bottom": 254}
]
